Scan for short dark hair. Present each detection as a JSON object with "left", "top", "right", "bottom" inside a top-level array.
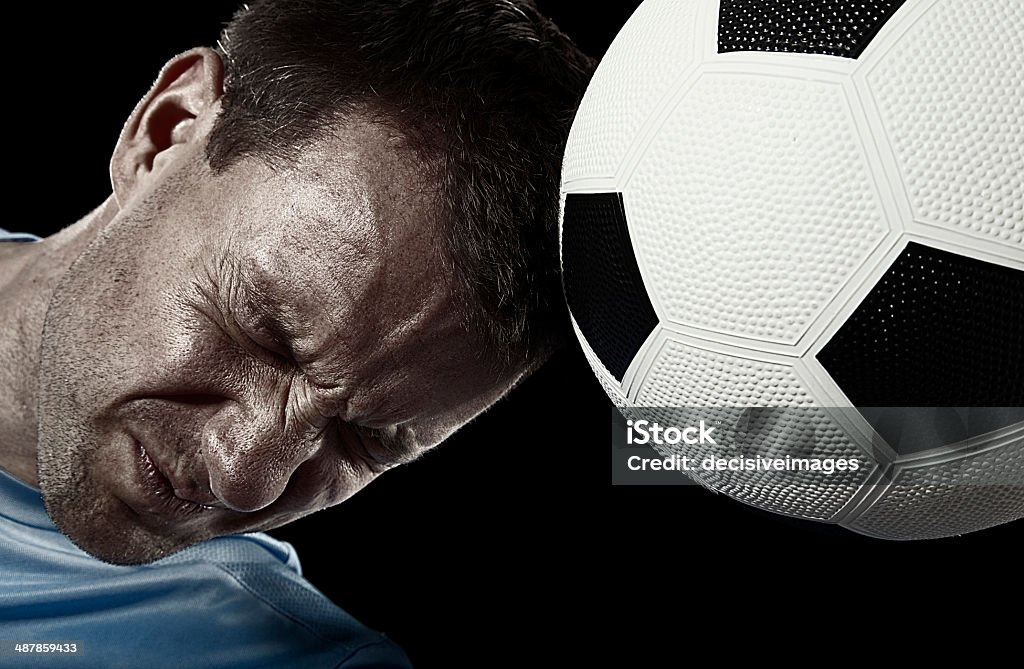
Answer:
[{"left": 206, "top": 0, "right": 595, "bottom": 371}]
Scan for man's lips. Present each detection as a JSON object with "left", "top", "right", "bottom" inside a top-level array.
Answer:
[
  {"left": 132, "top": 437, "right": 220, "bottom": 518},
  {"left": 163, "top": 454, "right": 221, "bottom": 507}
]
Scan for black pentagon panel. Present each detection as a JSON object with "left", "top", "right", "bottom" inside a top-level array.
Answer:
[
  {"left": 719, "top": 0, "right": 906, "bottom": 59},
  {"left": 562, "top": 192, "right": 659, "bottom": 382},
  {"left": 819, "top": 242, "right": 1024, "bottom": 454}
]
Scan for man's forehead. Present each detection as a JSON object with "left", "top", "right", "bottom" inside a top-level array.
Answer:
[
  {"left": 216, "top": 118, "right": 432, "bottom": 287},
  {"left": 232, "top": 116, "right": 434, "bottom": 249}
]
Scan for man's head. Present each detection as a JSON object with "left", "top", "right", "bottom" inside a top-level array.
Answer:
[{"left": 35, "top": 0, "right": 594, "bottom": 564}]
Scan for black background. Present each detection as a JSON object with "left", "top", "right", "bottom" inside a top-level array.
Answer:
[{"left": 14, "top": 1, "right": 1019, "bottom": 666}]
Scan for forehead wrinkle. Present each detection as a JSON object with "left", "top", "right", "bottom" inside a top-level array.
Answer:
[
  {"left": 298, "top": 243, "right": 457, "bottom": 423},
  {"left": 297, "top": 257, "right": 411, "bottom": 391}
]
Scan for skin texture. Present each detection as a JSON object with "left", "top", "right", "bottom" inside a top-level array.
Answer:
[{"left": 0, "top": 49, "right": 520, "bottom": 565}]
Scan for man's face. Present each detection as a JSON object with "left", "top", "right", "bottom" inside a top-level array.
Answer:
[{"left": 36, "top": 117, "right": 513, "bottom": 564}]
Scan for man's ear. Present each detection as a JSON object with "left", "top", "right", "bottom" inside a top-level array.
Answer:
[{"left": 110, "top": 47, "right": 224, "bottom": 206}]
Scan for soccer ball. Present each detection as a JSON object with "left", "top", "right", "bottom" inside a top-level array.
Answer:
[{"left": 560, "top": 0, "right": 1023, "bottom": 539}]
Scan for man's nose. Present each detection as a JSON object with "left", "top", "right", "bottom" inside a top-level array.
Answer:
[{"left": 198, "top": 399, "right": 321, "bottom": 512}]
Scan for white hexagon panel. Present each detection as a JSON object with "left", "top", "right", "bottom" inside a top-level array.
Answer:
[
  {"left": 861, "top": 0, "right": 1024, "bottom": 250},
  {"left": 624, "top": 72, "right": 890, "bottom": 346}
]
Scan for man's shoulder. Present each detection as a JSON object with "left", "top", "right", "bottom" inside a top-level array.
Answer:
[
  {"left": 0, "top": 226, "right": 41, "bottom": 243},
  {"left": 0, "top": 522, "right": 410, "bottom": 668},
  {"left": 151, "top": 532, "right": 412, "bottom": 668}
]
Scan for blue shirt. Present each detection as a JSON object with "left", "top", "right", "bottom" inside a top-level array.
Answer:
[
  {"left": 0, "top": 229, "right": 412, "bottom": 668},
  {"left": 0, "top": 227, "right": 41, "bottom": 243}
]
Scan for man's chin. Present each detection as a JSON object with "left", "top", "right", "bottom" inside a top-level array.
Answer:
[{"left": 43, "top": 495, "right": 201, "bottom": 565}]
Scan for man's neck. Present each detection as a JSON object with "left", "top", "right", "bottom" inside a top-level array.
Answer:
[{"left": 0, "top": 197, "right": 117, "bottom": 485}]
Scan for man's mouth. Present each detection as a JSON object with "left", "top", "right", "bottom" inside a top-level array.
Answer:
[{"left": 132, "top": 438, "right": 217, "bottom": 519}]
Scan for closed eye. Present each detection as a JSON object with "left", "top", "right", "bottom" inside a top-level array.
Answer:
[
  {"left": 185, "top": 285, "right": 294, "bottom": 368},
  {"left": 334, "top": 420, "right": 391, "bottom": 475},
  {"left": 350, "top": 423, "right": 423, "bottom": 469},
  {"left": 240, "top": 322, "right": 294, "bottom": 363}
]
